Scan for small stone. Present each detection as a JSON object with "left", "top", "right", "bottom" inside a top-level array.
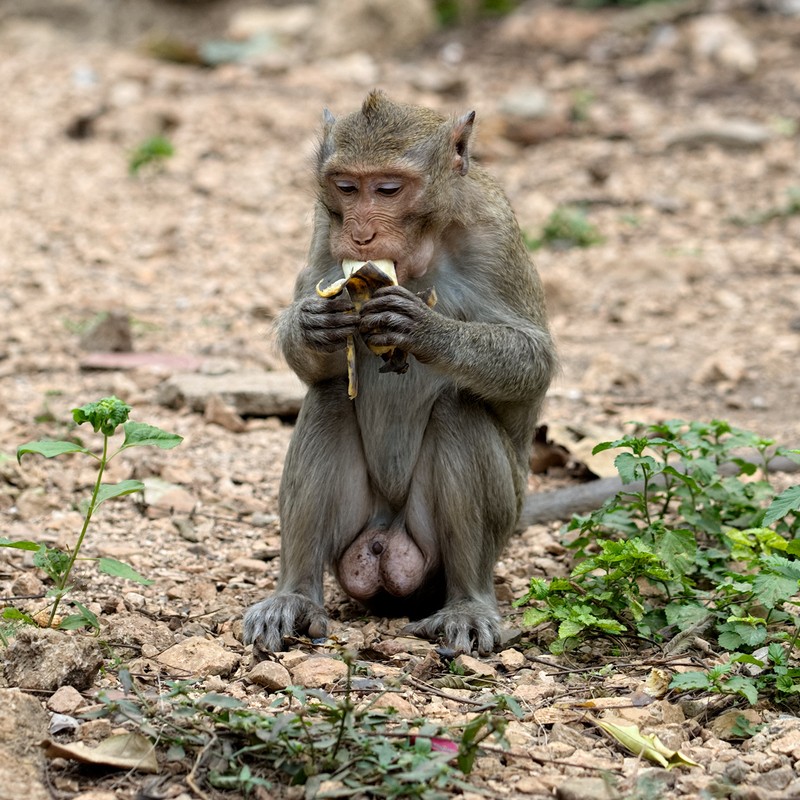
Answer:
[
  {"left": 204, "top": 394, "right": 247, "bottom": 433},
  {"left": 498, "top": 648, "right": 527, "bottom": 671},
  {"left": 46, "top": 685, "right": 85, "bottom": 715},
  {"left": 693, "top": 353, "right": 747, "bottom": 386},
  {"left": 232, "top": 557, "right": 271, "bottom": 575},
  {"left": 769, "top": 728, "right": 800, "bottom": 757},
  {"left": 157, "top": 637, "right": 240, "bottom": 678},
  {"left": 454, "top": 654, "right": 497, "bottom": 678},
  {"left": 78, "top": 310, "right": 133, "bottom": 353},
  {"left": 666, "top": 120, "right": 771, "bottom": 151},
  {"left": 753, "top": 766, "right": 795, "bottom": 791},
  {"left": 500, "top": 87, "right": 552, "bottom": 120},
  {"left": 141, "top": 477, "right": 197, "bottom": 514},
  {"left": 368, "top": 693, "right": 419, "bottom": 717},
  {"left": 11, "top": 571, "right": 45, "bottom": 597},
  {"left": 556, "top": 777, "right": 615, "bottom": 800},
  {"left": 690, "top": 14, "right": 758, "bottom": 75},
  {"left": 276, "top": 650, "right": 309, "bottom": 670},
  {"left": 247, "top": 660, "right": 291, "bottom": 690},
  {"left": 290, "top": 656, "right": 348, "bottom": 688}
]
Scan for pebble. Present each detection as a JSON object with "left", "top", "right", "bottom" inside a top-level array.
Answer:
[
  {"left": 46, "top": 685, "right": 85, "bottom": 715},
  {"left": 290, "top": 656, "right": 348, "bottom": 688},
  {"left": 157, "top": 636, "right": 240, "bottom": 678},
  {"left": 666, "top": 120, "right": 771, "bottom": 150},
  {"left": 247, "top": 660, "right": 292, "bottom": 690}
]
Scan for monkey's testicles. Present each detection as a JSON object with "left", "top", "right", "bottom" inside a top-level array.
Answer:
[
  {"left": 336, "top": 526, "right": 427, "bottom": 602},
  {"left": 315, "top": 259, "right": 399, "bottom": 399}
]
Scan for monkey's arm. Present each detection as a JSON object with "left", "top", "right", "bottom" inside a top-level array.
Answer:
[{"left": 360, "top": 286, "right": 556, "bottom": 403}]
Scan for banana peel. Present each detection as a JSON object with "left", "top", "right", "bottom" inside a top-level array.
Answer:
[{"left": 316, "top": 259, "right": 436, "bottom": 399}]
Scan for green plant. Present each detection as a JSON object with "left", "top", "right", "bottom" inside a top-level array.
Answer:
[
  {"left": 129, "top": 135, "right": 175, "bottom": 175},
  {"left": 84, "top": 659, "right": 512, "bottom": 798},
  {"left": 1, "top": 397, "right": 182, "bottom": 633},
  {"left": 731, "top": 187, "right": 800, "bottom": 226},
  {"left": 525, "top": 206, "right": 603, "bottom": 250},
  {"left": 514, "top": 420, "right": 800, "bottom": 701}
]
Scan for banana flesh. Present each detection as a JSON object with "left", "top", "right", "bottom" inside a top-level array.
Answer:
[{"left": 316, "top": 260, "right": 436, "bottom": 399}]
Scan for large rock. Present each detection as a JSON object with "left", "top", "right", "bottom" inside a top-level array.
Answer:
[
  {"left": 0, "top": 689, "right": 49, "bottom": 800},
  {"left": 158, "top": 370, "right": 306, "bottom": 417}
]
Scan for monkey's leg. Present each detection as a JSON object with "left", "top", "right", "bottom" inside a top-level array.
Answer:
[
  {"left": 243, "top": 381, "right": 372, "bottom": 654},
  {"left": 402, "top": 393, "right": 520, "bottom": 654}
]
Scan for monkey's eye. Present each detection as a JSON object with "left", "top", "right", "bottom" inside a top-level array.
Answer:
[
  {"left": 376, "top": 183, "right": 402, "bottom": 197},
  {"left": 335, "top": 181, "right": 358, "bottom": 195}
]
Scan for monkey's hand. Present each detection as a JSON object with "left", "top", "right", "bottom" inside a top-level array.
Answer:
[
  {"left": 243, "top": 593, "right": 329, "bottom": 658},
  {"left": 359, "top": 286, "right": 438, "bottom": 361},
  {"left": 296, "top": 295, "right": 357, "bottom": 353}
]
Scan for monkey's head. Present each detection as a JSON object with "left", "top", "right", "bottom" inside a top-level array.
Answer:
[{"left": 316, "top": 90, "right": 475, "bottom": 284}]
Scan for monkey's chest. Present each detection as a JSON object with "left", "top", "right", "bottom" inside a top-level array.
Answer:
[{"left": 353, "top": 352, "right": 445, "bottom": 506}]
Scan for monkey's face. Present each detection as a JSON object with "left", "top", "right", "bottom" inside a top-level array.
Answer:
[{"left": 323, "top": 171, "right": 434, "bottom": 284}]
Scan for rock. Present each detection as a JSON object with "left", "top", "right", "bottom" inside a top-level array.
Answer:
[
  {"left": 308, "top": 0, "right": 436, "bottom": 58},
  {"left": 665, "top": 120, "right": 771, "bottom": 151},
  {"left": 204, "top": 394, "right": 247, "bottom": 433},
  {"left": 80, "top": 352, "right": 204, "bottom": 372},
  {"left": 556, "top": 777, "right": 616, "bottom": 800},
  {"left": 498, "top": 648, "right": 527, "bottom": 671},
  {"left": 770, "top": 728, "right": 800, "bottom": 758},
  {"left": 157, "top": 636, "right": 240, "bottom": 678},
  {"left": 499, "top": 87, "right": 552, "bottom": 120},
  {"left": 690, "top": 14, "right": 758, "bottom": 75},
  {"left": 290, "top": 656, "right": 349, "bottom": 688},
  {"left": 753, "top": 766, "right": 795, "bottom": 791},
  {"left": 550, "top": 722, "right": 592, "bottom": 750},
  {"left": 454, "top": 654, "right": 497, "bottom": 678},
  {"left": 141, "top": 477, "right": 197, "bottom": 514},
  {"left": 368, "top": 692, "right": 419, "bottom": 717},
  {"left": 11, "top": 571, "right": 45, "bottom": 597},
  {"left": 78, "top": 311, "right": 133, "bottom": 353},
  {"left": 371, "top": 636, "right": 434, "bottom": 657},
  {"left": 693, "top": 353, "right": 747, "bottom": 386},
  {"left": 227, "top": 5, "right": 315, "bottom": 43},
  {"left": 0, "top": 689, "right": 49, "bottom": 800},
  {"left": 46, "top": 685, "right": 85, "bottom": 715},
  {"left": 4, "top": 628, "right": 103, "bottom": 692},
  {"left": 247, "top": 660, "right": 291, "bottom": 690},
  {"left": 158, "top": 370, "right": 306, "bottom": 417}
]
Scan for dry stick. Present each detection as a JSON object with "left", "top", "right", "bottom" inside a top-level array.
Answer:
[{"left": 521, "top": 455, "right": 799, "bottom": 527}]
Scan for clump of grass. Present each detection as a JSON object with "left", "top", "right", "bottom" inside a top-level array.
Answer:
[{"left": 129, "top": 135, "right": 175, "bottom": 175}]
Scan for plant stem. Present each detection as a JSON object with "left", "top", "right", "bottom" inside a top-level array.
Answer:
[{"left": 47, "top": 432, "right": 108, "bottom": 626}]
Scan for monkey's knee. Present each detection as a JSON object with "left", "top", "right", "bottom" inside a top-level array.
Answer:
[{"left": 337, "top": 527, "right": 427, "bottom": 602}]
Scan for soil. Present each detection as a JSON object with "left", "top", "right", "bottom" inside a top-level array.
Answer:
[{"left": 1, "top": 1, "right": 800, "bottom": 799}]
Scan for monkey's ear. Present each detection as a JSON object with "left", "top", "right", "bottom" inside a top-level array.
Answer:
[
  {"left": 322, "top": 108, "right": 336, "bottom": 128},
  {"left": 451, "top": 110, "right": 476, "bottom": 176}
]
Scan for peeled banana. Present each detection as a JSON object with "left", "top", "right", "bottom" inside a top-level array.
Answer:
[{"left": 316, "top": 260, "right": 436, "bottom": 399}]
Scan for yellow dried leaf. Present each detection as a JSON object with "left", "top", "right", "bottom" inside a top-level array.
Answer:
[{"left": 42, "top": 733, "right": 159, "bottom": 773}]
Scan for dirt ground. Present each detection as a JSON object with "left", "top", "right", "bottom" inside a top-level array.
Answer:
[{"left": 1, "top": 1, "right": 800, "bottom": 798}]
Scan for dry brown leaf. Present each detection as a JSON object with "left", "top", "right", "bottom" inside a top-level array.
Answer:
[{"left": 42, "top": 733, "right": 159, "bottom": 773}]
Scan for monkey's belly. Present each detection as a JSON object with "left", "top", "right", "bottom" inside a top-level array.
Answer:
[{"left": 336, "top": 528, "right": 426, "bottom": 602}]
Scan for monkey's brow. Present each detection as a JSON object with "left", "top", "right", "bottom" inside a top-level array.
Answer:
[{"left": 323, "top": 166, "right": 417, "bottom": 182}]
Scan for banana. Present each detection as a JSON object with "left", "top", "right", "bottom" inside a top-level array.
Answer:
[{"left": 316, "top": 260, "right": 436, "bottom": 398}]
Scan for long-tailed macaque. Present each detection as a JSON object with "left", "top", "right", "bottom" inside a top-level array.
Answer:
[{"left": 243, "top": 91, "right": 557, "bottom": 654}]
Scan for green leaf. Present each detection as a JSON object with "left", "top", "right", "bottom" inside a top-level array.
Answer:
[
  {"left": 521, "top": 607, "right": 550, "bottom": 628},
  {"left": 763, "top": 486, "right": 800, "bottom": 526},
  {"left": 752, "top": 573, "right": 798, "bottom": 608},
  {"left": 98, "top": 557, "right": 153, "bottom": 586},
  {"left": 72, "top": 396, "right": 132, "bottom": 436},
  {"left": 198, "top": 693, "right": 245, "bottom": 709},
  {"left": 95, "top": 480, "right": 145, "bottom": 505},
  {"left": 670, "top": 672, "right": 711, "bottom": 691},
  {"left": 723, "top": 677, "right": 759, "bottom": 705},
  {"left": 120, "top": 421, "right": 183, "bottom": 451},
  {"left": 2, "top": 607, "right": 36, "bottom": 624},
  {"left": 557, "top": 619, "right": 585, "bottom": 640},
  {"left": 0, "top": 539, "right": 42, "bottom": 551},
  {"left": 17, "top": 440, "right": 91, "bottom": 463},
  {"left": 656, "top": 528, "right": 697, "bottom": 577},
  {"left": 59, "top": 601, "right": 100, "bottom": 631}
]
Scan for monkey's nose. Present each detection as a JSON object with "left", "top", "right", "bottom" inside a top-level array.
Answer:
[{"left": 351, "top": 229, "right": 376, "bottom": 245}]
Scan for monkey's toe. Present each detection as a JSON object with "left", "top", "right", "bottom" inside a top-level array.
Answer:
[
  {"left": 403, "top": 601, "right": 501, "bottom": 655},
  {"left": 243, "top": 593, "right": 329, "bottom": 659}
]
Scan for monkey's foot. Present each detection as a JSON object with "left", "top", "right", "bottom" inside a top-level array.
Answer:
[
  {"left": 243, "top": 593, "right": 328, "bottom": 659},
  {"left": 402, "top": 600, "right": 502, "bottom": 654}
]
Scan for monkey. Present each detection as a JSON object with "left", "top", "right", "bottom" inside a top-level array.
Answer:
[{"left": 243, "top": 90, "right": 557, "bottom": 655}]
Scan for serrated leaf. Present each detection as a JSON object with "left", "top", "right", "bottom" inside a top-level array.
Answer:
[
  {"left": 657, "top": 528, "right": 697, "bottom": 577},
  {"left": 95, "top": 480, "right": 145, "bottom": 505},
  {"left": 521, "top": 607, "right": 550, "bottom": 628},
  {"left": 752, "top": 573, "right": 798, "bottom": 608},
  {"left": 72, "top": 397, "right": 132, "bottom": 436},
  {"left": 557, "top": 619, "right": 585, "bottom": 640},
  {"left": 670, "top": 672, "right": 712, "bottom": 692},
  {"left": 17, "top": 440, "right": 91, "bottom": 463},
  {"left": 98, "top": 557, "right": 153, "bottom": 586},
  {"left": 121, "top": 421, "right": 183, "bottom": 451},
  {"left": 763, "top": 486, "right": 800, "bottom": 526},
  {"left": 723, "top": 677, "right": 759, "bottom": 705}
]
